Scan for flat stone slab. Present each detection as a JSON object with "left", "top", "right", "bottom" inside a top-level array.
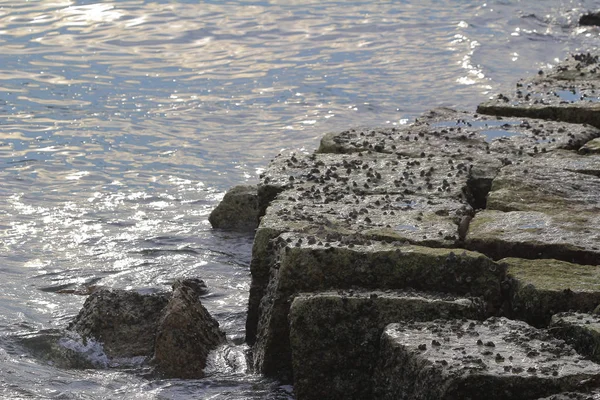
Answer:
[
  {"left": 466, "top": 210, "right": 600, "bottom": 266},
  {"left": 477, "top": 53, "right": 600, "bottom": 130},
  {"left": 531, "top": 149, "right": 600, "bottom": 177},
  {"left": 318, "top": 108, "right": 600, "bottom": 160},
  {"left": 503, "top": 257, "right": 600, "bottom": 326},
  {"left": 289, "top": 290, "right": 485, "bottom": 400},
  {"left": 551, "top": 312, "right": 600, "bottom": 363},
  {"left": 259, "top": 151, "right": 473, "bottom": 203},
  {"left": 253, "top": 234, "right": 504, "bottom": 381},
  {"left": 486, "top": 156, "right": 600, "bottom": 213},
  {"left": 374, "top": 317, "right": 600, "bottom": 400}
]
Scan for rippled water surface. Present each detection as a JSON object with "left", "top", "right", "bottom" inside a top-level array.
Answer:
[{"left": 0, "top": 0, "right": 599, "bottom": 398}]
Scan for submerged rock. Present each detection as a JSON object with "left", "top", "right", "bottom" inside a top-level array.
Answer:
[
  {"left": 289, "top": 290, "right": 485, "bottom": 400},
  {"left": 153, "top": 279, "right": 226, "bottom": 378},
  {"left": 209, "top": 184, "right": 259, "bottom": 232},
  {"left": 374, "top": 317, "right": 600, "bottom": 399},
  {"left": 68, "top": 288, "right": 169, "bottom": 359},
  {"left": 67, "top": 278, "right": 224, "bottom": 378}
]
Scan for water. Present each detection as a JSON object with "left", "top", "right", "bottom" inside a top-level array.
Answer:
[{"left": 0, "top": 0, "right": 598, "bottom": 398}]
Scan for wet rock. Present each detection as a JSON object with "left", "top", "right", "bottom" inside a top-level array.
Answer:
[
  {"left": 289, "top": 290, "right": 485, "bottom": 400},
  {"left": 252, "top": 234, "right": 504, "bottom": 381},
  {"left": 68, "top": 279, "right": 224, "bottom": 378},
  {"left": 17, "top": 329, "right": 115, "bottom": 369},
  {"left": 580, "top": 12, "right": 600, "bottom": 26},
  {"left": 373, "top": 317, "right": 600, "bottom": 400},
  {"left": 466, "top": 210, "right": 600, "bottom": 266},
  {"left": 153, "top": 279, "right": 226, "bottom": 379},
  {"left": 551, "top": 312, "right": 600, "bottom": 363},
  {"left": 477, "top": 53, "right": 600, "bottom": 131},
  {"left": 68, "top": 288, "right": 169, "bottom": 359},
  {"left": 504, "top": 258, "right": 600, "bottom": 326},
  {"left": 209, "top": 184, "right": 259, "bottom": 232}
]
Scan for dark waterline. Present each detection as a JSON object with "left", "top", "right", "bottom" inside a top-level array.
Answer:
[{"left": 0, "top": 0, "right": 598, "bottom": 398}]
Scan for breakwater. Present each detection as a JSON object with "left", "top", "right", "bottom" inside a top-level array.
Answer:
[{"left": 215, "top": 52, "right": 600, "bottom": 399}]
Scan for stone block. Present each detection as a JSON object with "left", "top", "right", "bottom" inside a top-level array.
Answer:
[
  {"left": 504, "top": 258, "right": 600, "bottom": 326},
  {"left": 466, "top": 210, "right": 600, "bottom": 266},
  {"left": 486, "top": 158, "right": 600, "bottom": 213},
  {"left": 374, "top": 317, "right": 600, "bottom": 399},
  {"left": 253, "top": 235, "right": 504, "bottom": 381},
  {"left": 551, "top": 312, "right": 600, "bottom": 363},
  {"left": 289, "top": 290, "right": 485, "bottom": 400},
  {"left": 209, "top": 184, "right": 259, "bottom": 232}
]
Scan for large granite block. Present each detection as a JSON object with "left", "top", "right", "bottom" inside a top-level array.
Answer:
[
  {"left": 503, "top": 257, "right": 600, "bottom": 326},
  {"left": 466, "top": 210, "right": 600, "bottom": 266},
  {"left": 253, "top": 235, "right": 504, "bottom": 381},
  {"left": 289, "top": 290, "right": 485, "bottom": 400},
  {"left": 374, "top": 317, "right": 600, "bottom": 399},
  {"left": 551, "top": 312, "right": 600, "bottom": 363}
]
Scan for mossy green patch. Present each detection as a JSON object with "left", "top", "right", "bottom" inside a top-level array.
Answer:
[
  {"left": 503, "top": 257, "right": 600, "bottom": 326},
  {"left": 503, "top": 257, "right": 600, "bottom": 292}
]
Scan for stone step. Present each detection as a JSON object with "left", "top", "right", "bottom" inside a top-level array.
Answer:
[
  {"left": 551, "top": 312, "right": 600, "bottom": 363},
  {"left": 289, "top": 290, "right": 485, "bottom": 400},
  {"left": 505, "top": 258, "right": 600, "bottom": 327},
  {"left": 251, "top": 233, "right": 505, "bottom": 381},
  {"left": 374, "top": 317, "right": 600, "bottom": 400}
]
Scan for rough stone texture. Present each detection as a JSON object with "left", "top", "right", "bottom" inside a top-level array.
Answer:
[
  {"left": 246, "top": 150, "right": 476, "bottom": 344},
  {"left": 289, "top": 290, "right": 485, "bottom": 400},
  {"left": 465, "top": 147, "right": 600, "bottom": 266},
  {"left": 374, "top": 317, "right": 600, "bottom": 400},
  {"left": 153, "top": 279, "right": 226, "bottom": 379},
  {"left": 486, "top": 156, "right": 600, "bottom": 213},
  {"left": 318, "top": 107, "right": 600, "bottom": 160},
  {"left": 209, "top": 184, "right": 259, "bottom": 232},
  {"left": 466, "top": 210, "right": 600, "bottom": 266},
  {"left": 504, "top": 258, "right": 600, "bottom": 326},
  {"left": 259, "top": 151, "right": 473, "bottom": 203},
  {"left": 477, "top": 53, "right": 600, "bottom": 131},
  {"left": 253, "top": 234, "right": 504, "bottom": 381},
  {"left": 68, "top": 288, "right": 169, "bottom": 359},
  {"left": 532, "top": 149, "right": 600, "bottom": 177},
  {"left": 551, "top": 312, "right": 600, "bottom": 363},
  {"left": 581, "top": 138, "right": 600, "bottom": 154}
]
